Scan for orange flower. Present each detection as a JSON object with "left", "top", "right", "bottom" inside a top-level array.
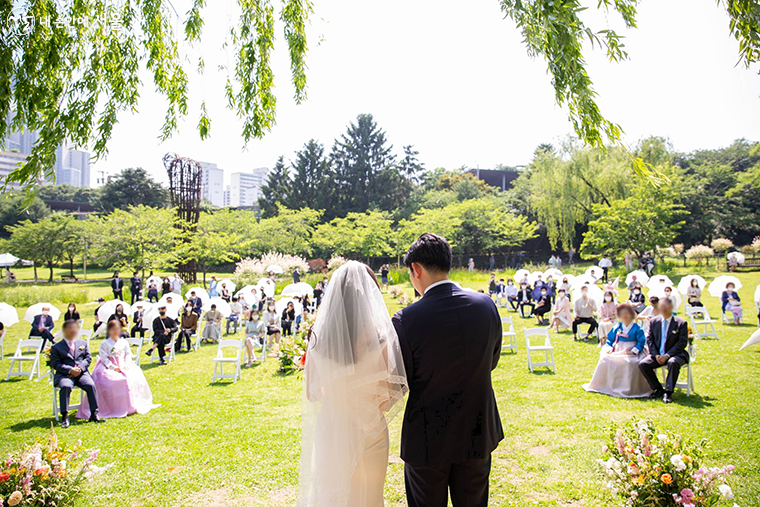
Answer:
[
  {"left": 661, "top": 473, "right": 673, "bottom": 485},
  {"left": 0, "top": 471, "right": 10, "bottom": 482}
]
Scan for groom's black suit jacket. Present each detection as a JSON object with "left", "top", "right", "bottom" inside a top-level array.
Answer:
[{"left": 392, "top": 281, "right": 504, "bottom": 466}]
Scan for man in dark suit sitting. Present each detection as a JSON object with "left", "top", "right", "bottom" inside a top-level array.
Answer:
[
  {"left": 392, "top": 233, "right": 504, "bottom": 507},
  {"left": 639, "top": 297, "right": 690, "bottom": 404},
  {"left": 30, "top": 306, "right": 56, "bottom": 349},
  {"left": 50, "top": 320, "right": 105, "bottom": 428}
]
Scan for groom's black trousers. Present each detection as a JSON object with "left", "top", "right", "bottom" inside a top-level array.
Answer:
[{"left": 405, "top": 455, "right": 491, "bottom": 507}]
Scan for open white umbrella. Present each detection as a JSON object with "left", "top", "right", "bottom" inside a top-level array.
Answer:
[
  {"left": 24, "top": 303, "right": 61, "bottom": 323},
  {"left": 571, "top": 284, "right": 604, "bottom": 308},
  {"left": 527, "top": 271, "right": 545, "bottom": 286},
  {"left": 203, "top": 297, "right": 232, "bottom": 318},
  {"left": 97, "top": 300, "right": 132, "bottom": 322},
  {"left": 185, "top": 287, "right": 210, "bottom": 304},
  {"left": 557, "top": 273, "right": 576, "bottom": 287},
  {"left": 708, "top": 275, "right": 743, "bottom": 298},
  {"left": 153, "top": 297, "right": 183, "bottom": 318},
  {"left": 266, "top": 264, "right": 284, "bottom": 275},
  {"left": 543, "top": 268, "right": 563, "bottom": 280},
  {"left": 727, "top": 251, "right": 745, "bottom": 265},
  {"left": 275, "top": 297, "right": 303, "bottom": 316},
  {"left": 146, "top": 275, "right": 163, "bottom": 288},
  {"left": 625, "top": 270, "right": 650, "bottom": 287},
  {"left": 513, "top": 269, "right": 530, "bottom": 284},
  {"left": 158, "top": 292, "right": 184, "bottom": 306},
  {"left": 257, "top": 278, "right": 276, "bottom": 298},
  {"left": 570, "top": 274, "right": 598, "bottom": 290},
  {"left": 585, "top": 266, "right": 604, "bottom": 280},
  {"left": 677, "top": 275, "right": 707, "bottom": 296},
  {"left": 0, "top": 303, "right": 19, "bottom": 326},
  {"left": 646, "top": 274, "right": 674, "bottom": 288},
  {"left": 218, "top": 278, "right": 237, "bottom": 294},
  {"left": 281, "top": 282, "right": 314, "bottom": 297},
  {"left": 647, "top": 286, "right": 683, "bottom": 312},
  {"left": 740, "top": 328, "right": 760, "bottom": 351},
  {"left": 606, "top": 276, "right": 621, "bottom": 291},
  {"left": 0, "top": 253, "right": 19, "bottom": 267}
]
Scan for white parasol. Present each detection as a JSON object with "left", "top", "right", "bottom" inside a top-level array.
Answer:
[
  {"left": 571, "top": 284, "right": 604, "bottom": 309},
  {"left": 24, "top": 303, "right": 62, "bottom": 323},
  {"left": 147, "top": 275, "right": 163, "bottom": 288},
  {"left": 158, "top": 292, "right": 184, "bottom": 306},
  {"left": 625, "top": 270, "right": 650, "bottom": 287},
  {"left": 647, "top": 287, "right": 682, "bottom": 312},
  {"left": 266, "top": 264, "right": 284, "bottom": 275},
  {"left": 0, "top": 253, "right": 19, "bottom": 267},
  {"left": 740, "top": 328, "right": 760, "bottom": 351},
  {"left": 585, "top": 266, "right": 603, "bottom": 280},
  {"left": 275, "top": 297, "right": 303, "bottom": 316},
  {"left": 513, "top": 269, "right": 530, "bottom": 284},
  {"left": 0, "top": 302, "right": 19, "bottom": 326},
  {"left": 527, "top": 271, "right": 545, "bottom": 286},
  {"left": 257, "top": 278, "right": 276, "bottom": 298},
  {"left": 203, "top": 297, "right": 232, "bottom": 318},
  {"left": 97, "top": 300, "right": 132, "bottom": 322},
  {"left": 646, "top": 274, "right": 674, "bottom": 288},
  {"left": 707, "top": 275, "right": 743, "bottom": 298},
  {"left": 281, "top": 282, "right": 314, "bottom": 297},
  {"left": 557, "top": 273, "right": 576, "bottom": 287},
  {"left": 677, "top": 275, "right": 707, "bottom": 296},
  {"left": 543, "top": 268, "right": 563, "bottom": 281},
  {"left": 570, "top": 274, "right": 598, "bottom": 290},
  {"left": 218, "top": 279, "right": 237, "bottom": 294},
  {"left": 727, "top": 251, "right": 745, "bottom": 265},
  {"left": 185, "top": 287, "right": 210, "bottom": 304}
]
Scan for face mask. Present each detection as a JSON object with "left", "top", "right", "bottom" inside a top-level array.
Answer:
[
  {"left": 269, "top": 306, "right": 275, "bottom": 311},
  {"left": 605, "top": 296, "right": 612, "bottom": 302},
  {"left": 68, "top": 306, "right": 75, "bottom": 311},
  {"left": 186, "top": 306, "right": 192, "bottom": 312},
  {"left": 508, "top": 282, "right": 513, "bottom": 285},
  {"left": 541, "top": 291, "right": 547, "bottom": 296},
  {"left": 581, "top": 292, "right": 588, "bottom": 298},
  {"left": 634, "top": 290, "right": 641, "bottom": 295},
  {"left": 159, "top": 311, "right": 166, "bottom": 316},
  {"left": 252, "top": 316, "right": 259, "bottom": 321},
  {"left": 558, "top": 293, "right": 565, "bottom": 298},
  {"left": 727, "top": 288, "right": 733, "bottom": 293},
  {"left": 42, "top": 311, "right": 49, "bottom": 316}
]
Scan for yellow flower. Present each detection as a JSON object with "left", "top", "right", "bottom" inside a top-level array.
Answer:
[
  {"left": 661, "top": 473, "right": 673, "bottom": 485},
  {"left": 8, "top": 491, "right": 23, "bottom": 506}
]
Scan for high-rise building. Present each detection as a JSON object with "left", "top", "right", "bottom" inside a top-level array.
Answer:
[
  {"left": 199, "top": 161, "right": 225, "bottom": 207},
  {"left": 227, "top": 167, "right": 269, "bottom": 208}
]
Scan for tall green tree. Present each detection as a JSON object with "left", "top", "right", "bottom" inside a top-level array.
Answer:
[
  {"left": 256, "top": 206, "right": 322, "bottom": 256},
  {"left": 288, "top": 140, "right": 333, "bottom": 211},
  {"left": 98, "top": 168, "right": 169, "bottom": 212},
  {"left": 313, "top": 211, "right": 394, "bottom": 260},
  {"left": 38, "top": 184, "right": 100, "bottom": 205},
  {"left": 258, "top": 157, "right": 292, "bottom": 218},
  {"left": 8, "top": 212, "right": 71, "bottom": 281},
  {"left": 0, "top": 193, "right": 50, "bottom": 238}
]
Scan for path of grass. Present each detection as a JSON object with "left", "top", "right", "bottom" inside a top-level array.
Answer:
[{"left": 0, "top": 265, "right": 758, "bottom": 506}]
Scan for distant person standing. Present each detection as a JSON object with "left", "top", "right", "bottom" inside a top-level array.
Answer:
[
  {"left": 598, "top": 254, "right": 613, "bottom": 283},
  {"left": 293, "top": 267, "right": 301, "bottom": 284},
  {"left": 468, "top": 257, "right": 475, "bottom": 272},
  {"left": 161, "top": 277, "right": 171, "bottom": 296},
  {"left": 111, "top": 272, "right": 124, "bottom": 300},
  {"left": 130, "top": 271, "right": 142, "bottom": 304},
  {"left": 171, "top": 273, "right": 184, "bottom": 294},
  {"left": 380, "top": 264, "right": 390, "bottom": 292},
  {"left": 489, "top": 254, "right": 495, "bottom": 271},
  {"left": 567, "top": 247, "right": 575, "bottom": 265}
]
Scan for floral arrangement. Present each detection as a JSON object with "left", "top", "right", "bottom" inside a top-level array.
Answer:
[
  {"left": 327, "top": 256, "right": 348, "bottom": 271},
  {"left": 277, "top": 334, "right": 308, "bottom": 373},
  {"left": 0, "top": 428, "right": 109, "bottom": 507},
  {"left": 388, "top": 286, "right": 416, "bottom": 308},
  {"left": 685, "top": 245, "right": 715, "bottom": 265},
  {"left": 710, "top": 238, "right": 734, "bottom": 253},
  {"left": 598, "top": 420, "right": 736, "bottom": 507},
  {"left": 233, "top": 252, "right": 310, "bottom": 286}
]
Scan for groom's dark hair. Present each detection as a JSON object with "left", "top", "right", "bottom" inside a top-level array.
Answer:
[{"left": 404, "top": 233, "right": 452, "bottom": 273}]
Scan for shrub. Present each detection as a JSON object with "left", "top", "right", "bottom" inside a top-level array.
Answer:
[
  {"left": 751, "top": 236, "right": 760, "bottom": 254},
  {"left": 672, "top": 244, "right": 684, "bottom": 255},
  {"left": 327, "top": 256, "right": 348, "bottom": 271},
  {"left": 0, "top": 286, "right": 89, "bottom": 308},
  {"left": 598, "top": 419, "right": 736, "bottom": 507},
  {"left": 710, "top": 238, "right": 733, "bottom": 253},
  {"left": 685, "top": 245, "right": 714, "bottom": 266},
  {"left": 233, "top": 252, "right": 309, "bottom": 287}
]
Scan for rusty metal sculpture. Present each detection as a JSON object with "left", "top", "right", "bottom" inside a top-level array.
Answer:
[{"left": 164, "top": 152, "right": 202, "bottom": 282}]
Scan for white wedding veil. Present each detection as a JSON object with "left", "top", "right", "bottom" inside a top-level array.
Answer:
[{"left": 297, "top": 261, "right": 408, "bottom": 507}]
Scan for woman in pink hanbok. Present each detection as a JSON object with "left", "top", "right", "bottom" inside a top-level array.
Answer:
[{"left": 78, "top": 321, "right": 158, "bottom": 419}]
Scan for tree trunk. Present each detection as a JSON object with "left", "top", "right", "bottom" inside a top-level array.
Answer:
[
  {"left": 69, "top": 257, "right": 75, "bottom": 277},
  {"left": 48, "top": 262, "right": 54, "bottom": 283},
  {"left": 33, "top": 265, "right": 38, "bottom": 282},
  {"left": 83, "top": 255, "right": 87, "bottom": 281}
]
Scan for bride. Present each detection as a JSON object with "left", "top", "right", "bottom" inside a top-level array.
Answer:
[{"left": 298, "top": 261, "right": 409, "bottom": 507}]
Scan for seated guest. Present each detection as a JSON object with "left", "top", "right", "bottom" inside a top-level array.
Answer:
[
  {"left": 188, "top": 291, "right": 203, "bottom": 316},
  {"left": 177, "top": 303, "right": 198, "bottom": 352},
  {"left": 263, "top": 301, "right": 281, "bottom": 345},
  {"left": 50, "top": 320, "right": 104, "bottom": 428},
  {"left": 517, "top": 283, "right": 534, "bottom": 318},
  {"left": 281, "top": 301, "right": 296, "bottom": 336},
  {"left": 686, "top": 278, "right": 702, "bottom": 307},
  {"left": 145, "top": 305, "right": 178, "bottom": 365},
  {"left": 628, "top": 287, "right": 646, "bottom": 313},
  {"left": 546, "top": 275, "right": 557, "bottom": 304},
  {"left": 488, "top": 274, "right": 497, "bottom": 297},
  {"left": 549, "top": 289, "right": 572, "bottom": 332},
  {"left": 131, "top": 305, "right": 149, "bottom": 338},
  {"left": 572, "top": 286, "right": 598, "bottom": 341},
  {"left": 627, "top": 275, "right": 643, "bottom": 292},
  {"left": 64, "top": 303, "right": 81, "bottom": 324},
  {"left": 663, "top": 286, "right": 678, "bottom": 313},
  {"left": 638, "top": 298, "right": 690, "bottom": 404},
  {"left": 244, "top": 310, "right": 267, "bottom": 367},
  {"left": 503, "top": 279, "right": 518, "bottom": 310},
  {"left": 226, "top": 297, "right": 243, "bottom": 334},
  {"left": 147, "top": 281, "right": 159, "bottom": 302},
  {"left": 220, "top": 283, "right": 231, "bottom": 303},
  {"left": 108, "top": 304, "right": 129, "bottom": 335},
  {"left": 30, "top": 306, "right": 56, "bottom": 349},
  {"left": 533, "top": 286, "right": 551, "bottom": 325},
  {"left": 603, "top": 281, "right": 618, "bottom": 301},
  {"left": 532, "top": 275, "right": 546, "bottom": 299},
  {"left": 583, "top": 303, "right": 651, "bottom": 398},
  {"left": 636, "top": 296, "right": 660, "bottom": 334},
  {"left": 202, "top": 303, "right": 224, "bottom": 343},
  {"left": 721, "top": 282, "right": 743, "bottom": 324},
  {"left": 597, "top": 291, "right": 618, "bottom": 345},
  {"left": 78, "top": 321, "right": 158, "bottom": 420},
  {"left": 93, "top": 297, "right": 105, "bottom": 332}
]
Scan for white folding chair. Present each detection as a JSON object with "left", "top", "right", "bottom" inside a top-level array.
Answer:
[
  {"left": 79, "top": 329, "right": 93, "bottom": 348},
  {"left": 125, "top": 338, "right": 143, "bottom": 366},
  {"left": 661, "top": 344, "right": 695, "bottom": 396},
  {"left": 0, "top": 329, "right": 4, "bottom": 359},
  {"left": 525, "top": 328, "right": 555, "bottom": 373},
  {"left": 501, "top": 317, "right": 518, "bottom": 353},
  {"left": 148, "top": 331, "right": 176, "bottom": 364},
  {"left": 686, "top": 306, "right": 718, "bottom": 340},
  {"left": 5, "top": 339, "right": 43, "bottom": 380},
  {"left": 212, "top": 338, "right": 244, "bottom": 383},
  {"left": 52, "top": 383, "right": 82, "bottom": 421}
]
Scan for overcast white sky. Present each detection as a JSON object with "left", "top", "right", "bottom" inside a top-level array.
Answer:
[{"left": 92, "top": 0, "right": 760, "bottom": 186}]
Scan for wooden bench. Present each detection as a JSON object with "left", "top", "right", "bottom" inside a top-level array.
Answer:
[
  {"left": 728, "top": 257, "right": 760, "bottom": 271},
  {"left": 60, "top": 274, "right": 78, "bottom": 282}
]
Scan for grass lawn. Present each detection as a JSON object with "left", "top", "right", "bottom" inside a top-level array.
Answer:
[{"left": 0, "top": 265, "right": 758, "bottom": 506}]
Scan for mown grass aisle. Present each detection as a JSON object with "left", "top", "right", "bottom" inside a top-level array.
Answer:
[{"left": 1, "top": 265, "right": 759, "bottom": 506}]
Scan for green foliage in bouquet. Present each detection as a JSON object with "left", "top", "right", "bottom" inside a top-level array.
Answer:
[
  {"left": 0, "top": 427, "right": 109, "bottom": 507},
  {"left": 598, "top": 420, "right": 736, "bottom": 507}
]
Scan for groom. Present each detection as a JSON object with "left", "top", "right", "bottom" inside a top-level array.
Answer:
[{"left": 393, "top": 233, "right": 504, "bottom": 507}]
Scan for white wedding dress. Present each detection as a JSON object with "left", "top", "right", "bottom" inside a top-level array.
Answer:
[{"left": 298, "top": 262, "right": 409, "bottom": 507}]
